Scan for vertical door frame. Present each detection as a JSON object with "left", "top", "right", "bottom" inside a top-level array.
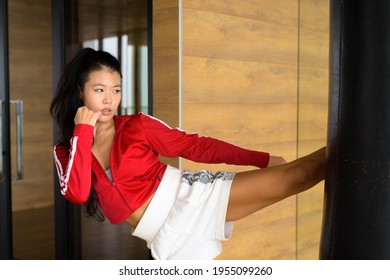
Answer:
[
  {"left": 0, "top": 0, "right": 12, "bottom": 260},
  {"left": 52, "top": 0, "right": 82, "bottom": 260}
]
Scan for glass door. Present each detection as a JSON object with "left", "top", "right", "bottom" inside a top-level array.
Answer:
[{"left": 0, "top": 0, "right": 55, "bottom": 259}]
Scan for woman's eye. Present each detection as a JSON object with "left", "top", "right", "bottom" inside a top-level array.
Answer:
[
  {"left": 95, "top": 88, "right": 103, "bottom": 93},
  {"left": 114, "top": 89, "right": 121, "bottom": 94}
]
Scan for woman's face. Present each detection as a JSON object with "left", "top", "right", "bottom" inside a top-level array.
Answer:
[{"left": 81, "top": 67, "right": 122, "bottom": 123}]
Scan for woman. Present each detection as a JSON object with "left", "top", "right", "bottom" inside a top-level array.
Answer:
[{"left": 51, "top": 48, "right": 326, "bottom": 260}]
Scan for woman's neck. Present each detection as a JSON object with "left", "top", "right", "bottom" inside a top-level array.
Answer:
[{"left": 94, "top": 118, "right": 115, "bottom": 137}]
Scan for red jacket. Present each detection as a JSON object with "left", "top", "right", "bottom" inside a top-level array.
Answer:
[{"left": 53, "top": 113, "right": 270, "bottom": 224}]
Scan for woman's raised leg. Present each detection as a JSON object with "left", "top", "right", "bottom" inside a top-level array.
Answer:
[{"left": 226, "top": 147, "right": 326, "bottom": 221}]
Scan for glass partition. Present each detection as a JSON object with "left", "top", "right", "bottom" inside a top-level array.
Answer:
[{"left": 66, "top": 0, "right": 152, "bottom": 259}]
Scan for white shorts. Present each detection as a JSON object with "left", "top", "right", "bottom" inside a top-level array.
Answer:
[{"left": 132, "top": 165, "right": 235, "bottom": 260}]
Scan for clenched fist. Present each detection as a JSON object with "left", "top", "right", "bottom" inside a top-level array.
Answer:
[{"left": 74, "top": 106, "right": 101, "bottom": 127}]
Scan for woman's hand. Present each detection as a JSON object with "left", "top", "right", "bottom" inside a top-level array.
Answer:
[
  {"left": 74, "top": 106, "right": 101, "bottom": 127},
  {"left": 267, "top": 156, "right": 287, "bottom": 167}
]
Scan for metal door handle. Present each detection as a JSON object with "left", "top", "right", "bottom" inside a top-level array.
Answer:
[{"left": 10, "top": 100, "right": 23, "bottom": 180}]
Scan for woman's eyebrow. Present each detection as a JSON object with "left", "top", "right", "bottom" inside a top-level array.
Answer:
[{"left": 92, "top": 83, "right": 121, "bottom": 87}]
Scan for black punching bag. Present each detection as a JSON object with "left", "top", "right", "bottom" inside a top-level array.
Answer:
[{"left": 320, "top": 0, "right": 390, "bottom": 259}]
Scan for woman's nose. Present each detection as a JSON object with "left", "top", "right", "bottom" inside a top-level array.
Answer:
[{"left": 103, "top": 93, "right": 112, "bottom": 104}]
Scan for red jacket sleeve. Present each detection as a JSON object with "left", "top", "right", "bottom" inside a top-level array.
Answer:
[
  {"left": 139, "top": 113, "right": 270, "bottom": 168},
  {"left": 53, "top": 124, "right": 94, "bottom": 204}
]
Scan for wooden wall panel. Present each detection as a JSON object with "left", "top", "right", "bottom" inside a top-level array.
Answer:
[
  {"left": 182, "top": 8, "right": 298, "bottom": 65},
  {"left": 297, "top": 0, "right": 329, "bottom": 259},
  {"left": 152, "top": 0, "right": 329, "bottom": 259},
  {"left": 181, "top": 0, "right": 298, "bottom": 259},
  {"left": 182, "top": 56, "right": 297, "bottom": 104},
  {"left": 153, "top": 1, "right": 180, "bottom": 167}
]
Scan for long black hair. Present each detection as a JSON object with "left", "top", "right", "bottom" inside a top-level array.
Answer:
[{"left": 50, "top": 48, "right": 122, "bottom": 221}]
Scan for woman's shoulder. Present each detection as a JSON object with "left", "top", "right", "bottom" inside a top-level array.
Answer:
[
  {"left": 114, "top": 113, "right": 139, "bottom": 126},
  {"left": 114, "top": 112, "right": 159, "bottom": 127},
  {"left": 114, "top": 112, "right": 153, "bottom": 132}
]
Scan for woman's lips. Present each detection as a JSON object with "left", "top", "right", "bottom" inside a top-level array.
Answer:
[{"left": 101, "top": 108, "right": 111, "bottom": 115}]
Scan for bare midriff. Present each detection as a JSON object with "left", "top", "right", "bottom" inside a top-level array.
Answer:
[{"left": 125, "top": 195, "right": 154, "bottom": 228}]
